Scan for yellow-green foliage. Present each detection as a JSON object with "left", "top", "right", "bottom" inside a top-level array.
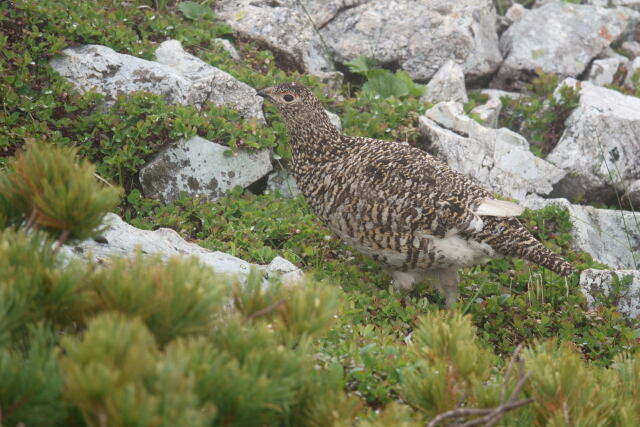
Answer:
[
  {"left": 0, "top": 141, "right": 122, "bottom": 241},
  {"left": 401, "top": 311, "right": 495, "bottom": 416},
  {"left": 0, "top": 228, "right": 91, "bottom": 345},
  {"left": 524, "top": 341, "right": 640, "bottom": 426},
  {"left": 60, "top": 313, "right": 214, "bottom": 427},
  {"left": 88, "top": 255, "right": 229, "bottom": 346}
]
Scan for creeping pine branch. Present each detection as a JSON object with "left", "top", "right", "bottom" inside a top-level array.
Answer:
[{"left": 426, "top": 345, "right": 532, "bottom": 427}]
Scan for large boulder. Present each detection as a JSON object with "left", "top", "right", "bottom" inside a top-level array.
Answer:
[
  {"left": 320, "top": 0, "right": 502, "bottom": 82},
  {"left": 547, "top": 79, "right": 640, "bottom": 204},
  {"left": 215, "top": 0, "right": 334, "bottom": 76},
  {"left": 50, "top": 41, "right": 264, "bottom": 121},
  {"left": 50, "top": 44, "right": 192, "bottom": 104},
  {"left": 419, "top": 102, "right": 566, "bottom": 202},
  {"left": 580, "top": 269, "right": 640, "bottom": 319},
  {"left": 60, "top": 213, "right": 304, "bottom": 288},
  {"left": 155, "top": 40, "right": 264, "bottom": 121},
  {"left": 421, "top": 60, "right": 468, "bottom": 104},
  {"left": 139, "top": 136, "right": 272, "bottom": 203},
  {"left": 495, "top": 2, "right": 639, "bottom": 89},
  {"left": 524, "top": 197, "right": 640, "bottom": 270}
]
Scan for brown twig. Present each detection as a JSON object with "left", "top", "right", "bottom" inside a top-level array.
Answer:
[
  {"left": 247, "top": 298, "right": 286, "bottom": 320},
  {"left": 426, "top": 345, "right": 532, "bottom": 427},
  {"left": 53, "top": 229, "right": 71, "bottom": 251}
]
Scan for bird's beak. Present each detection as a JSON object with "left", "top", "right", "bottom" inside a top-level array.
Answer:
[{"left": 256, "top": 87, "right": 274, "bottom": 99}]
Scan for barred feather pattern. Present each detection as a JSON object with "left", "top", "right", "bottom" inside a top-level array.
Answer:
[{"left": 259, "top": 83, "right": 574, "bottom": 278}]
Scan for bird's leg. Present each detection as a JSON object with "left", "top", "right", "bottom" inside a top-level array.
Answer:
[
  {"left": 391, "top": 271, "right": 418, "bottom": 293},
  {"left": 426, "top": 268, "right": 460, "bottom": 307}
]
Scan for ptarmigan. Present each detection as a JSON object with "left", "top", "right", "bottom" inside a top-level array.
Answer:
[{"left": 258, "top": 82, "right": 574, "bottom": 305}]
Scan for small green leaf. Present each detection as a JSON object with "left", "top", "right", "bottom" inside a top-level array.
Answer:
[
  {"left": 346, "top": 56, "right": 377, "bottom": 77},
  {"left": 178, "top": 1, "right": 216, "bottom": 20},
  {"left": 396, "top": 71, "right": 425, "bottom": 97},
  {"left": 362, "top": 70, "right": 409, "bottom": 99}
]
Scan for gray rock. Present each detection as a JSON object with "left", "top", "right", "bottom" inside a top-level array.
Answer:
[
  {"left": 60, "top": 213, "right": 304, "bottom": 288},
  {"left": 495, "top": 2, "right": 639, "bottom": 89},
  {"left": 524, "top": 197, "right": 640, "bottom": 270},
  {"left": 547, "top": 79, "right": 640, "bottom": 203},
  {"left": 481, "top": 88, "right": 523, "bottom": 101},
  {"left": 420, "top": 102, "right": 566, "bottom": 202},
  {"left": 623, "top": 179, "right": 640, "bottom": 208},
  {"left": 621, "top": 40, "right": 640, "bottom": 59},
  {"left": 139, "top": 135, "right": 272, "bottom": 203},
  {"left": 580, "top": 269, "right": 640, "bottom": 319},
  {"left": 325, "top": 109, "right": 342, "bottom": 131},
  {"left": 214, "top": 38, "right": 241, "bottom": 61},
  {"left": 288, "top": 0, "right": 371, "bottom": 28},
  {"left": 266, "top": 169, "right": 301, "bottom": 198},
  {"left": 50, "top": 44, "right": 193, "bottom": 104},
  {"left": 505, "top": 3, "right": 527, "bottom": 24},
  {"left": 155, "top": 40, "right": 264, "bottom": 121},
  {"left": 470, "top": 97, "right": 502, "bottom": 128},
  {"left": 585, "top": 0, "right": 640, "bottom": 11},
  {"left": 587, "top": 57, "right": 628, "bottom": 86},
  {"left": 421, "top": 60, "right": 468, "bottom": 104},
  {"left": 50, "top": 42, "right": 264, "bottom": 121},
  {"left": 215, "top": 0, "right": 334, "bottom": 76},
  {"left": 624, "top": 57, "right": 640, "bottom": 90},
  {"left": 320, "top": 0, "right": 502, "bottom": 82}
]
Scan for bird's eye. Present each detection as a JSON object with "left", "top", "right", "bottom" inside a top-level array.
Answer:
[{"left": 283, "top": 94, "right": 294, "bottom": 102}]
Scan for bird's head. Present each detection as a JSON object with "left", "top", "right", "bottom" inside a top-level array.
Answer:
[{"left": 257, "top": 82, "right": 337, "bottom": 136}]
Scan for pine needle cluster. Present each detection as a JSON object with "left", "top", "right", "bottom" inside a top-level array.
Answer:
[{"left": 0, "top": 141, "right": 122, "bottom": 242}]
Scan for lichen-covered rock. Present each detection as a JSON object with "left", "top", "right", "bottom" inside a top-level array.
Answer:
[
  {"left": 470, "top": 97, "right": 502, "bottom": 128},
  {"left": 524, "top": 197, "right": 640, "bottom": 270},
  {"left": 585, "top": 0, "right": 640, "bottom": 11},
  {"left": 420, "top": 102, "right": 565, "bottom": 202},
  {"left": 50, "top": 41, "right": 264, "bottom": 121},
  {"left": 547, "top": 79, "right": 640, "bottom": 203},
  {"left": 139, "top": 136, "right": 272, "bottom": 203},
  {"left": 623, "top": 179, "right": 640, "bottom": 209},
  {"left": 624, "top": 56, "right": 640, "bottom": 90},
  {"left": 266, "top": 169, "right": 301, "bottom": 198},
  {"left": 622, "top": 40, "right": 640, "bottom": 58},
  {"left": 60, "top": 213, "right": 304, "bottom": 288},
  {"left": 421, "top": 60, "right": 468, "bottom": 104},
  {"left": 215, "top": 0, "right": 334, "bottom": 76},
  {"left": 580, "top": 269, "right": 640, "bottom": 319},
  {"left": 50, "top": 44, "right": 192, "bottom": 104},
  {"left": 320, "top": 0, "right": 502, "bottom": 82},
  {"left": 155, "top": 40, "right": 264, "bottom": 121},
  {"left": 587, "top": 57, "right": 628, "bottom": 86},
  {"left": 495, "top": 2, "right": 639, "bottom": 89}
]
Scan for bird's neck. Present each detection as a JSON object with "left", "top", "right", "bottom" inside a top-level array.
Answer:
[{"left": 287, "top": 120, "right": 347, "bottom": 166}]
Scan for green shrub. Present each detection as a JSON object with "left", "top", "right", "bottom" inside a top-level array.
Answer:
[
  {"left": 0, "top": 141, "right": 122, "bottom": 241},
  {"left": 88, "top": 255, "right": 229, "bottom": 346},
  {"left": 60, "top": 312, "right": 214, "bottom": 427},
  {"left": 0, "top": 228, "right": 91, "bottom": 344},
  {"left": 500, "top": 70, "right": 580, "bottom": 157}
]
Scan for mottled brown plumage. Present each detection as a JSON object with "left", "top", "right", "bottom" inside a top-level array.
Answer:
[{"left": 258, "top": 82, "right": 574, "bottom": 304}]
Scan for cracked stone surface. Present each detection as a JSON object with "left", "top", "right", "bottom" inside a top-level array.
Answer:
[
  {"left": 50, "top": 41, "right": 264, "bottom": 121},
  {"left": 319, "top": 0, "right": 502, "bottom": 82},
  {"left": 420, "top": 101, "right": 565, "bottom": 202},
  {"left": 60, "top": 213, "right": 304, "bottom": 288},
  {"left": 495, "top": 2, "right": 639, "bottom": 89},
  {"left": 139, "top": 136, "right": 272, "bottom": 203},
  {"left": 215, "top": 0, "right": 334, "bottom": 76},
  {"left": 421, "top": 60, "right": 468, "bottom": 104},
  {"left": 580, "top": 268, "right": 640, "bottom": 319},
  {"left": 547, "top": 79, "right": 640, "bottom": 204},
  {"left": 524, "top": 197, "right": 640, "bottom": 270}
]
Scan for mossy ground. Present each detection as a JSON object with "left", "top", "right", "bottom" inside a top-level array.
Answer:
[{"left": 2, "top": 0, "right": 640, "bottom": 424}]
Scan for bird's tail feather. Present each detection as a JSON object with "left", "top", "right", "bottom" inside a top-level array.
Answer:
[{"left": 485, "top": 218, "right": 575, "bottom": 276}]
